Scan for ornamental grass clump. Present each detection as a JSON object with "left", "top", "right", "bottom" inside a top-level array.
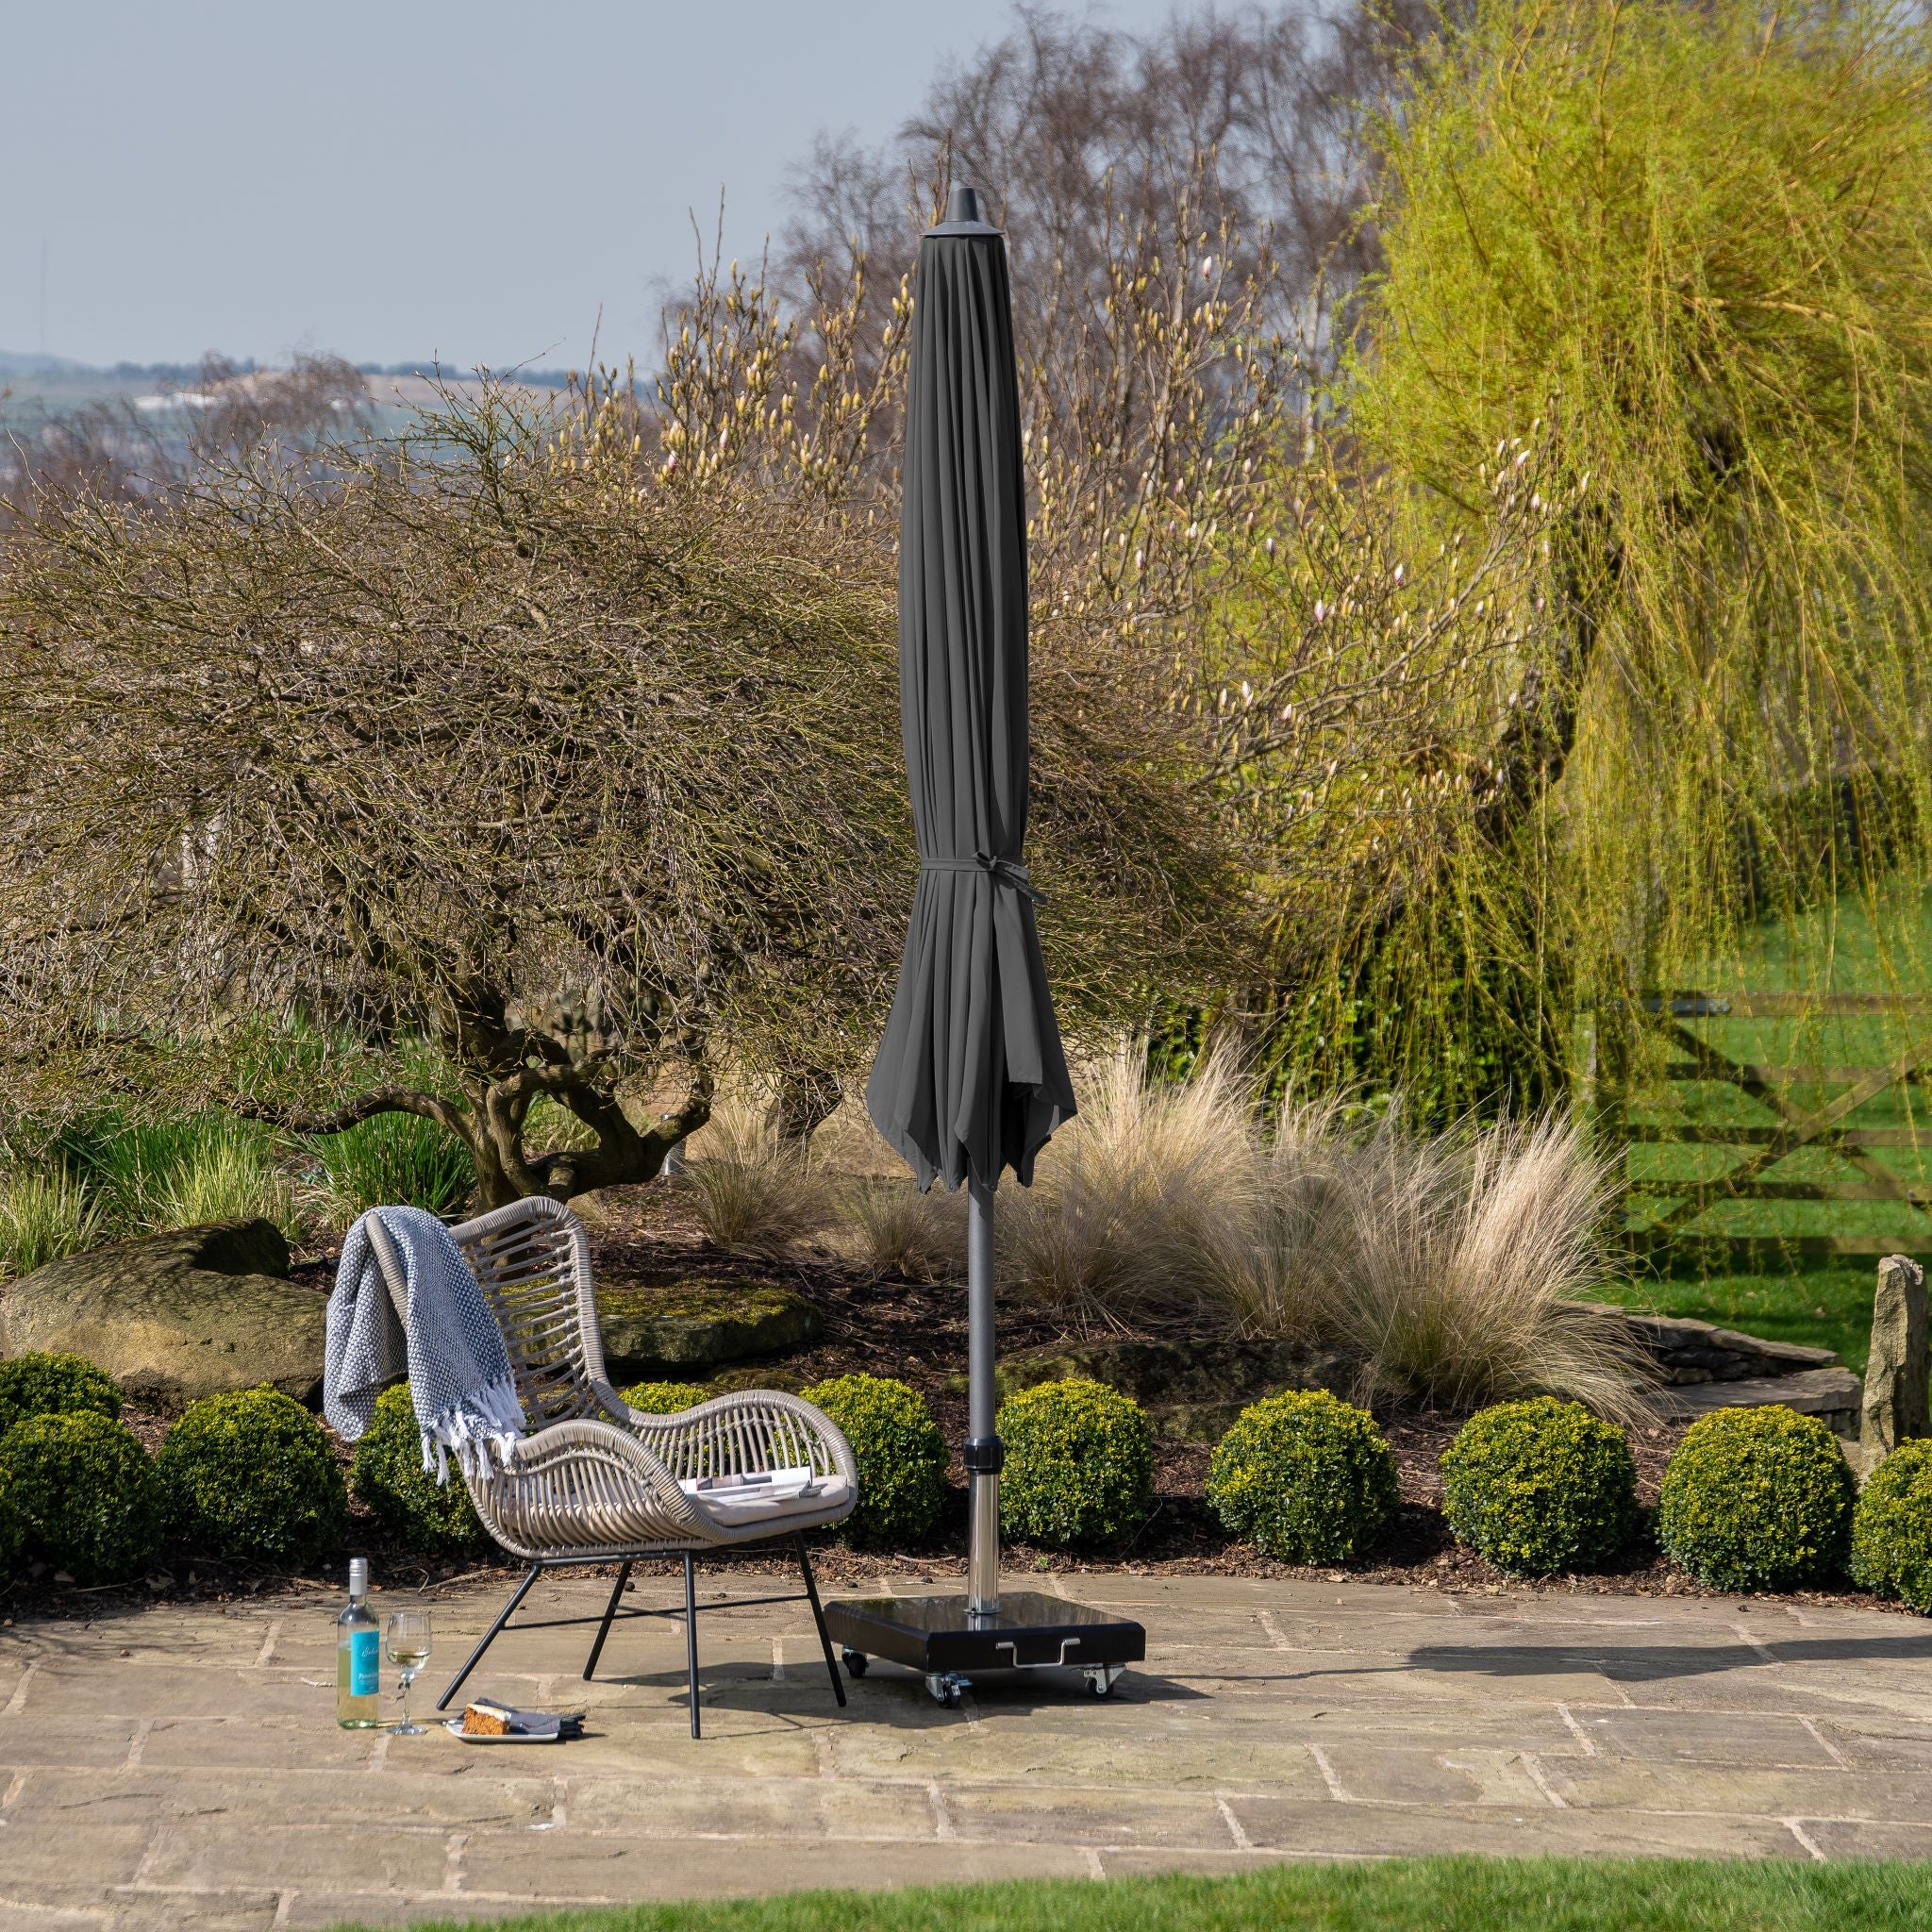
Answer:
[
  {"left": 0, "top": 1349, "right": 123, "bottom": 1438},
  {"left": 842, "top": 1177, "right": 964, "bottom": 1284},
  {"left": 158, "top": 1388, "right": 347, "bottom": 1567},
  {"left": 0, "top": 1166, "right": 101, "bottom": 1276},
  {"left": 347, "top": 1384, "right": 487, "bottom": 1555},
  {"left": 801, "top": 1374, "right": 947, "bottom": 1547},
  {"left": 686, "top": 1104, "right": 828, "bottom": 1259},
  {"left": 998, "top": 1378, "right": 1154, "bottom": 1549},
  {"left": 0, "top": 1411, "right": 163, "bottom": 1583},
  {"left": 1850, "top": 1441, "right": 1932, "bottom": 1614},
  {"left": 1335, "top": 1116, "right": 1654, "bottom": 1424},
  {"left": 1207, "top": 1389, "right": 1397, "bottom": 1565},
  {"left": 310, "top": 1112, "right": 475, "bottom": 1223},
  {"left": 1441, "top": 1398, "right": 1638, "bottom": 1576},
  {"left": 1657, "top": 1407, "right": 1853, "bottom": 1591}
]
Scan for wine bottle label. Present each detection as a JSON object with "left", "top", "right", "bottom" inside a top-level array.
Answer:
[{"left": 349, "top": 1628, "right": 379, "bottom": 1697}]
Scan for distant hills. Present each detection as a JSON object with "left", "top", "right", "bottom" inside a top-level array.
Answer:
[
  {"left": 0, "top": 349, "right": 93, "bottom": 376},
  {"left": 0, "top": 351, "right": 575, "bottom": 388}
]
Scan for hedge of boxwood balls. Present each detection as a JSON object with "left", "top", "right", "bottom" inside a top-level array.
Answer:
[
  {"left": 0, "top": 1349, "right": 123, "bottom": 1439},
  {"left": 1441, "top": 1397, "right": 1638, "bottom": 1577},
  {"left": 157, "top": 1387, "right": 348, "bottom": 1567},
  {"left": 0, "top": 1410, "right": 164, "bottom": 1584},
  {"left": 999, "top": 1378, "right": 1154, "bottom": 1548},
  {"left": 1657, "top": 1406, "right": 1853, "bottom": 1591},
  {"left": 801, "top": 1373, "right": 948, "bottom": 1546},
  {"left": 348, "top": 1382, "right": 488, "bottom": 1555},
  {"left": 1208, "top": 1389, "right": 1398, "bottom": 1565},
  {"left": 1851, "top": 1440, "right": 1932, "bottom": 1613}
]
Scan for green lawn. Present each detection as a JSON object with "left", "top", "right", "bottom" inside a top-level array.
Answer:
[
  {"left": 1599, "top": 1261, "right": 1876, "bottom": 1374},
  {"left": 329, "top": 1858, "right": 1932, "bottom": 1932},
  {"left": 1603, "top": 881, "right": 1931, "bottom": 1364}
]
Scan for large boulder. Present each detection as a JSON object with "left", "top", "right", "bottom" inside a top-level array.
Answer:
[
  {"left": 595, "top": 1274, "right": 822, "bottom": 1380},
  {"left": 0, "top": 1220, "right": 325, "bottom": 1411}
]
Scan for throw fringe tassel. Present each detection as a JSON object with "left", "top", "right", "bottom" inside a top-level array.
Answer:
[{"left": 418, "top": 1374, "right": 526, "bottom": 1485}]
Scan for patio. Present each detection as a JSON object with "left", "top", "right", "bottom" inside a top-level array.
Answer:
[{"left": 8, "top": 1573, "right": 1932, "bottom": 1928}]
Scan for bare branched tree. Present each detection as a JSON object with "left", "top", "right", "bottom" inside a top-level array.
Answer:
[{"left": 0, "top": 382, "right": 1242, "bottom": 1205}]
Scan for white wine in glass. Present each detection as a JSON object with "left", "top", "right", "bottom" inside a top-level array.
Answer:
[{"left": 386, "top": 1610, "right": 432, "bottom": 1737}]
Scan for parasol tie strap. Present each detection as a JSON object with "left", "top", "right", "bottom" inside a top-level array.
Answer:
[{"left": 921, "top": 853, "right": 1045, "bottom": 905}]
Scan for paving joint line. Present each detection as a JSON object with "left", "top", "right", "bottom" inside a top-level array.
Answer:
[
  {"left": 926, "top": 1780, "right": 956, "bottom": 1840},
  {"left": 1307, "top": 1743, "right": 1352, "bottom": 1803},
  {"left": 3, "top": 1661, "right": 38, "bottom": 1718},
  {"left": 1798, "top": 1714, "right": 1853, "bottom": 1771},
  {"left": 1214, "top": 1793, "right": 1255, "bottom": 1849},
  {"left": 1520, "top": 1752, "right": 1567, "bottom": 1807},
  {"left": 1784, "top": 1817, "right": 1828, "bottom": 1861},
  {"left": 1556, "top": 1703, "right": 1599, "bottom": 1757}
]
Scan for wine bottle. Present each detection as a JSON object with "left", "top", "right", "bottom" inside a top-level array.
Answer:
[{"left": 336, "top": 1557, "right": 382, "bottom": 1728}]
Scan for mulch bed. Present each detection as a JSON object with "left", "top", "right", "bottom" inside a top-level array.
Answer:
[{"left": 1, "top": 1186, "right": 1904, "bottom": 1624}]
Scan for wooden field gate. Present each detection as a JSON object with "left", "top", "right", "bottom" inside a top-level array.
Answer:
[{"left": 1584, "top": 993, "right": 1932, "bottom": 1261}]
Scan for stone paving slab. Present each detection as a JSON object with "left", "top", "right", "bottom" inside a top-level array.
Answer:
[{"left": 6, "top": 1573, "right": 1932, "bottom": 1928}]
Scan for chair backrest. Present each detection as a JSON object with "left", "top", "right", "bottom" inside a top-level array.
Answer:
[{"left": 443, "top": 1196, "right": 612, "bottom": 1429}]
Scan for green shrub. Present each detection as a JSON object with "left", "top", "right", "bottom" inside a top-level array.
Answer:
[
  {"left": 0, "top": 1411, "right": 163, "bottom": 1582},
  {"left": 0, "top": 1458, "right": 22, "bottom": 1581},
  {"left": 347, "top": 1383, "right": 487, "bottom": 1554},
  {"left": 619, "top": 1381, "right": 713, "bottom": 1416},
  {"left": 1851, "top": 1440, "right": 1932, "bottom": 1613},
  {"left": 999, "top": 1377, "right": 1153, "bottom": 1548},
  {"left": 1657, "top": 1406, "right": 1853, "bottom": 1591},
  {"left": 158, "top": 1388, "right": 347, "bottom": 1566},
  {"left": 801, "top": 1373, "right": 947, "bottom": 1546},
  {"left": 0, "top": 1350, "right": 123, "bottom": 1439},
  {"left": 1207, "top": 1389, "right": 1398, "bottom": 1565},
  {"left": 1441, "top": 1397, "right": 1638, "bottom": 1576}
]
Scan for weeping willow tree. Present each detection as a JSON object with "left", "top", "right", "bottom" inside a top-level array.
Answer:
[{"left": 1299, "top": 0, "right": 1932, "bottom": 1111}]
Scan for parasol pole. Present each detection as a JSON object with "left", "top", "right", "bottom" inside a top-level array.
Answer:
[{"left": 965, "top": 1174, "right": 1001, "bottom": 1618}]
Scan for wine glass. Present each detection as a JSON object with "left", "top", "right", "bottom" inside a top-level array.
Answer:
[{"left": 386, "top": 1610, "right": 432, "bottom": 1737}]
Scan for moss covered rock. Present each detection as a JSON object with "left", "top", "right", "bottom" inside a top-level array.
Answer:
[
  {"left": 0, "top": 1220, "right": 323, "bottom": 1409},
  {"left": 597, "top": 1274, "right": 821, "bottom": 1379}
]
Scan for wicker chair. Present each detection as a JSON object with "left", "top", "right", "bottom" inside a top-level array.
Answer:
[{"left": 364, "top": 1194, "right": 857, "bottom": 1737}]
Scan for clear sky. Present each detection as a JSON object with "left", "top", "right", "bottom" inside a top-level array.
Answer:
[{"left": 3, "top": 0, "right": 1181, "bottom": 372}]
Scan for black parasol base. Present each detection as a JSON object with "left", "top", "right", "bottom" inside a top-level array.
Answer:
[{"left": 823, "top": 1591, "right": 1145, "bottom": 1707}]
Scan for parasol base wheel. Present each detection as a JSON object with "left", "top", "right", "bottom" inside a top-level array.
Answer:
[{"left": 823, "top": 1591, "right": 1145, "bottom": 1703}]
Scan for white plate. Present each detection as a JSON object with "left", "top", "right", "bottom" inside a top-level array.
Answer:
[{"left": 443, "top": 1718, "right": 566, "bottom": 1745}]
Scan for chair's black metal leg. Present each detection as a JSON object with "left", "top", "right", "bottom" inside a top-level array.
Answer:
[
  {"left": 438, "top": 1564, "right": 541, "bottom": 1711},
  {"left": 794, "top": 1533, "right": 846, "bottom": 1708},
  {"left": 682, "top": 1552, "right": 702, "bottom": 1740},
  {"left": 583, "top": 1560, "right": 632, "bottom": 1682}
]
